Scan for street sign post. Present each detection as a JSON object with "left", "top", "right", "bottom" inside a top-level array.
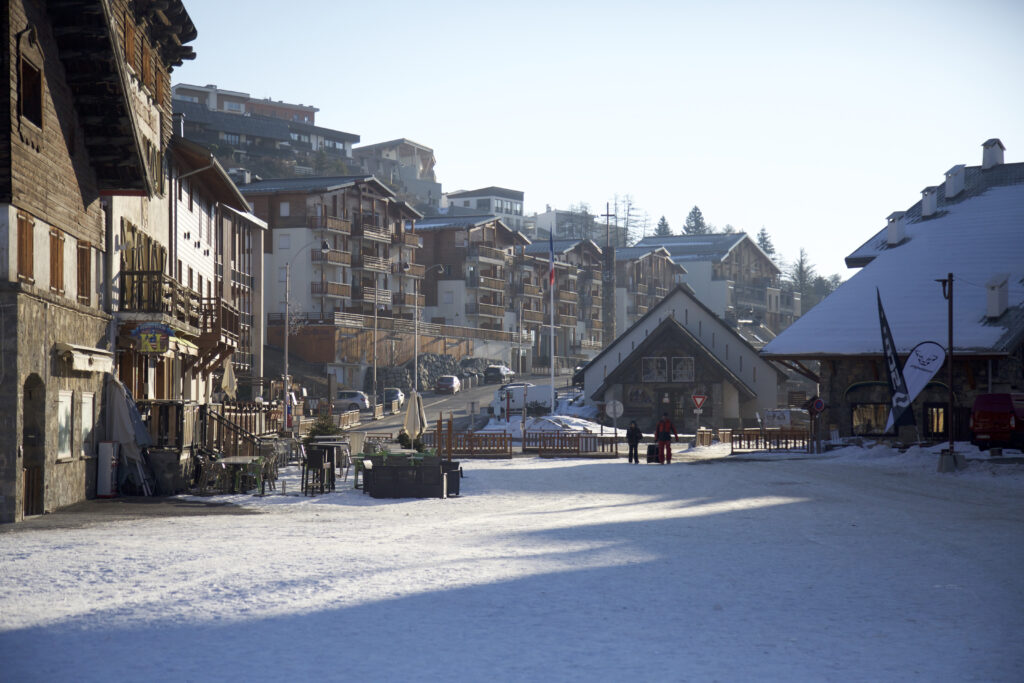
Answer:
[{"left": 606, "top": 400, "right": 624, "bottom": 448}]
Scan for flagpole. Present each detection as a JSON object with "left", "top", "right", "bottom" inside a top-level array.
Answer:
[{"left": 549, "top": 234, "right": 556, "bottom": 415}]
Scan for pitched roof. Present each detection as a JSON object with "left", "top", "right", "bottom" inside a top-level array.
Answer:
[
  {"left": 614, "top": 245, "right": 674, "bottom": 261},
  {"left": 447, "top": 186, "right": 524, "bottom": 201},
  {"left": 762, "top": 164, "right": 1024, "bottom": 358},
  {"left": 523, "top": 239, "right": 602, "bottom": 257},
  {"left": 175, "top": 101, "right": 291, "bottom": 141},
  {"left": 635, "top": 232, "right": 778, "bottom": 273},
  {"left": 845, "top": 161, "right": 1024, "bottom": 267},
  {"left": 414, "top": 215, "right": 503, "bottom": 231},
  {"left": 238, "top": 175, "right": 389, "bottom": 196},
  {"left": 353, "top": 138, "right": 434, "bottom": 153}
]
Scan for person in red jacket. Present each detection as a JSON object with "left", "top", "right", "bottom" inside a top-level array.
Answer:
[{"left": 655, "top": 412, "right": 678, "bottom": 464}]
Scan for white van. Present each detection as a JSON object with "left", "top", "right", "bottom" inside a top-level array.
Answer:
[{"left": 492, "top": 383, "right": 557, "bottom": 416}]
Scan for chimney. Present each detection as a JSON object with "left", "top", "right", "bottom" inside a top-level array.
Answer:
[
  {"left": 886, "top": 211, "right": 906, "bottom": 245},
  {"left": 982, "top": 138, "right": 1005, "bottom": 169},
  {"left": 172, "top": 112, "right": 185, "bottom": 138},
  {"left": 945, "top": 164, "right": 965, "bottom": 198},
  {"left": 986, "top": 274, "right": 1009, "bottom": 319},
  {"left": 921, "top": 186, "right": 938, "bottom": 217}
]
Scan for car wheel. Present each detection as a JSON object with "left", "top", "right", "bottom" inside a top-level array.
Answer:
[{"left": 348, "top": 403, "right": 359, "bottom": 411}]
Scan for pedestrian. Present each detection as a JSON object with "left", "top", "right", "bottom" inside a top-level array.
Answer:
[
  {"left": 655, "top": 412, "right": 678, "bottom": 464},
  {"left": 625, "top": 420, "right": 643, "bottom": 464}
]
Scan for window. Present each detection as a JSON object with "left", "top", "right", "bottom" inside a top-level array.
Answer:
[
  {"left": 443, "top": 291, "right": 454, "bottom": 304},
  {"left": 224, "top": 101, "right": 242, "bottom": 112},
  {"left": 278, "top": 266, "right": 287, "bottom": 283},
  {"left": 642, "top": 357, "right": 668, "bottom": 382},
  {"left": 20, "top": 57, "right": 43, "bottom": 128},
  {"left": 57, "top": 391, "right": 73, "bottom": 461},
  {"left": 223, "top": 132, "right": 240, "bottom": 145},
  {"left": 278, "top": 233, "right": 291, "bottom": 250},
  {"left": 77, "top": 242, "right": 91, "bottom": 305},
  {"left": 924, "top": 404, "right": 947, "bottom": 438},
  {"left": 49, "top": 229, "right": 65, "bottom": 294},
  {"left": 851, "top": 403, "right": 894, "bottom": 436},
  {"left": 80, "top": 392, "right": 95, "bottom": 458},
  {"left": 17, "top": 212, "right": 34, "bottom": 282},
  {"left": 279, "top": 201, "right": 290, "bottom": 217},
  {"left": 671, "top": 357, "right": 694, "bottom": 382}
]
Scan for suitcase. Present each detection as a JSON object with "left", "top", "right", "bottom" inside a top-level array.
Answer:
[{"left": 646, "top": 444, "right": 660, "bottom": 463}]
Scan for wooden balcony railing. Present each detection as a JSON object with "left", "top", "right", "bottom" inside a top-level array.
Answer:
[
  {"left": 394, "top": 262, "right": 425, "bottom": 278},
  {"left": 520, "top": 283, "right": 542, "bottom": 297},
  {"left": 311, "top": 249, "right": 352, "bottom": 267},
  {"left": 311, "top": 215, "right": 351, "bottom": 234},
  {"left": 558, "top": 314, "right": 576, "bottom": 327},
  {"left": 559, "top": 290, "right": 579, "bottom": 303},
  {"left": 354, "top": 221, "right": 391, "bottom": 242},
  {"left": 392, "top": 232, "right": 421, "bottom": 248},
  {"left": 354, "top": 286, "right": 392, "bottom": 305},
  {"left": 201, "top": 297, "right": 240, "bottom": 342},
  {"left": 467, "top": 274, "right": 506, "bottom": 291},
  {"left": 397, "top": 292, "right": 425, "bottom": 307},
  {"left": 470, "top": 244, "right": 510, "bottom": 263},
  {"left": 120, "top": 269, "right": 202, "bottom": 329},
  {"left": 523, "top": 309, "right": 544, "bottom": 323},
  {"left": 356, "top": 254, "right": 390, "bottom": 272},
  {"left": 311, "top": 281, "right": 352, "bottom": 298},
  {"left": 589, "top": 319, "right": 603, "bottom": 330},
  {"left": 635, "top": 283, "right": 648, "bottom": 295}
]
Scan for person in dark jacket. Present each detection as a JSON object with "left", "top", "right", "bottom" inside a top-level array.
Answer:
[
  {"left": 655, "top": 412, "right": 678, "bottom": 464},
  {"left": 625, "top": 421, "right": 643, "bottom": 464}
]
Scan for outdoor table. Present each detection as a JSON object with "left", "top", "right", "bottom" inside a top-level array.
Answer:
[{"left": 217, "top": 455, "right": 258, "bottom": 493}]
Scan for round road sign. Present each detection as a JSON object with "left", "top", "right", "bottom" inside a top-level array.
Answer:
[{"left": 605, "top": 400, "right": 624, "bottom": 419}]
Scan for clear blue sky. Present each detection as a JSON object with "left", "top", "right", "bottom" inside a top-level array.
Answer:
[{"left": 173, "top": 0, "right": 1024, "bottom": 277}]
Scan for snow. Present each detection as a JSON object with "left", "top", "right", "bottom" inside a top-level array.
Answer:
[
  {"left": 763, "top": 184, "right": 1024, "bottom": 356},
  {"left": 2, "top": 442, "right": 1023, "bottom": 682}
]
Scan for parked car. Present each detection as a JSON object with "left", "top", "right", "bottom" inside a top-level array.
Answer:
[
  {"left": 763, "top": 408, "right": 811, "bottom": 429},
  {"left": 435, "top": 375, "right": 461, "bottom": 394},
  {"left": 335, "top": 390, "right": 370, "bottom": 412},
  {"left": 383, "top": 387, "right": 405, "bottom": 408},
  {"left": 970, "top": 393, "right": 1024, "bottom": 449},
  {"left": 484, "top": 365, "right": 515, "bottom": 384}
]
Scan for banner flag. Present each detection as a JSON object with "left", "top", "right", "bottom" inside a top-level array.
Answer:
[
  {"left": 877, "top": 288, "right": 913, "bottom": 431},
  {"left": 549, "top": 232, "right": 555, "bottom": 287},
  {"left": 897, "top": 341, "right": 946, "bottom": 423}
]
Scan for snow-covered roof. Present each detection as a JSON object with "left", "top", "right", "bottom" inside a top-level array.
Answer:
[{"left": 763, "top": 173, "right": 1024, "bottom": 358}]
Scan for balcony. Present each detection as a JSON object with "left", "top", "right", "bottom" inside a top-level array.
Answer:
[
  {"left": 354, "top": 286, "right": 392, "bottom": 305},
  {"left": 589, "top": 319, "right": 603, "bottom": 330},
  {"left": 394, "top": 262, "right": 425, "bottom": 278},
  {"left": 635, "top": 283, "right": 648, "bottom": 295},
  {"left": 311, "top": 249, "right": 352, "bottom": 267},
  {"left": 579, "top": 339, "right": 603, "bottom": 351},
  {"left": 120, "top": 269, "right": 202, "bottom": 331},
  {"left": 397, "top": 292, "right": 425, "bottom": 307},
  {"left": 392, "top": 232, "right": 421, "bottom": 248},
  {"left": 522, "top": 309, "right": 544, "bottom": 323},
  {"left": 469, "top": 244, "right": 510, "bottom": 263},
  {"left": 310, "top": 215, "right": 351, "bottom": 235},
  {"left": 519, "top": 283, "right": 542, "bottom": 298},
  {"left": 559, "top": 290, "right": 578, "bottom": 303},
  {"left": 311, "top": 281, "right": 352, "bottom": 299},
  {"left": 355, "top": 254, "right": 390, "bottom": 272},
  {"left": 558, "top": 314, "right": 576, "bottom": 327},
  {"left": 468, "top": 302, "right": 505, "bottom": 318},
  {"left": 353, "top": 220, "right": 391, "bottom": 243},
  {"left": 467, "top": 273, "right": 506, "bottom": 291}
]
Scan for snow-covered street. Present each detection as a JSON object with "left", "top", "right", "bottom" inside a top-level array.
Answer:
[{"left": 2, "top": 444, "right": 1022, "bottom": 682}]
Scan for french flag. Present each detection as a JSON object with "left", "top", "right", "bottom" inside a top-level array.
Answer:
[{"left": 549, "top": 232, "right": 555, "bottom": 287}]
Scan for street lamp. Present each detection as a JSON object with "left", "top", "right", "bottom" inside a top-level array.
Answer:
[
  {"left": 403, "top": 261, "right": 444, "bottom": 395},
  {"left": 283, "top": 238, "right": 330, "bottom": 434}
]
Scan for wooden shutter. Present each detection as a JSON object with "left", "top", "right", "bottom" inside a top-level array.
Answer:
[
  {"left": 50, "top": 229, "right": 65, "bottom": 294},
  {"left": 77, "top": 242, "right": 91, "bottom": 305},
  {"left": 17, "top": 213, "right": 34, "bottom": 282}
]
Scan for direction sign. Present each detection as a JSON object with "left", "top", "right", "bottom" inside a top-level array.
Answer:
[
  {"left": 691, "top": 394, "right": 707, "bottom": 410},
  {"left": 605, "top": 400, "right": 624, "bottom": 419}
]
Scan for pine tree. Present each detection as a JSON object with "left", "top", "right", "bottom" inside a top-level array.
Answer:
[
  {"left": 655, "top": 216, "right": 671, "bottom": 237},
  {"left": 756, "top": 226, "right": 775, "bottom": 256},
  {"left": 787, "top": 248, "right": 817, "bottom": 299},
  {"left": 683, "top": 206, "right": 708, "bottom": 234}
]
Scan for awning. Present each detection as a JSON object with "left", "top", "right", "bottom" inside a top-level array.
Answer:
[
  {"left": 170, "top": 337, "right": 199, "bottom": 355},
  {"left": 55, "top": 343, "right": 114, "bottom": 374}
]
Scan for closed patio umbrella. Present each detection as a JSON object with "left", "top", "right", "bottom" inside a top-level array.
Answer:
[{"left": 403, "top": 390, "right": 427, "bottom": 439}]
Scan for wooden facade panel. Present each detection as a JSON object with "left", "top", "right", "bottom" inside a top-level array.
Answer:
[{"left": 7, "top": 0, "right": 103, "bottom": 244}]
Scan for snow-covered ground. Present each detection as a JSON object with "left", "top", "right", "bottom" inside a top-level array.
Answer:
[{"left": 2, "top": 442, "right": 1023, "bottom": 682}]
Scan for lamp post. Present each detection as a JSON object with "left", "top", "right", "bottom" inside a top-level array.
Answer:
[
  {"left": 404, "top": 262, "right": 445, "bottom": 394},
  {"left": 283, "top": 238, "right": 330, "bottom": 434}
]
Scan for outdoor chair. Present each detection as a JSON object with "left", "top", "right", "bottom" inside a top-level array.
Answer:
[{"left": 302, "top": 448, "right": 329, "bottom": 496}]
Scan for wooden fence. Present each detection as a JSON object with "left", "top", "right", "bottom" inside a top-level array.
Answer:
[
  {"left": 422, "top": 429, "right": 512, "bottom": 457},
  {"left": 720, "top": 428, "right": 810, "bottom": 454},
  {"left": 522, "top": 432, "right": 618, "bottom": 456}
]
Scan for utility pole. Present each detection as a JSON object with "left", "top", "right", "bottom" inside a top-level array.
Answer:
[
  {"left": 937, "top": 272, "right": 957, "bottom": 468},
  {"left": 601, "top": 202, "right": 617, "bottom": 342}
]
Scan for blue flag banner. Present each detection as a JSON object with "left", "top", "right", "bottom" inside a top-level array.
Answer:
[{"left": 877, "top": 289, "right": 913, "bottom": 430}]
